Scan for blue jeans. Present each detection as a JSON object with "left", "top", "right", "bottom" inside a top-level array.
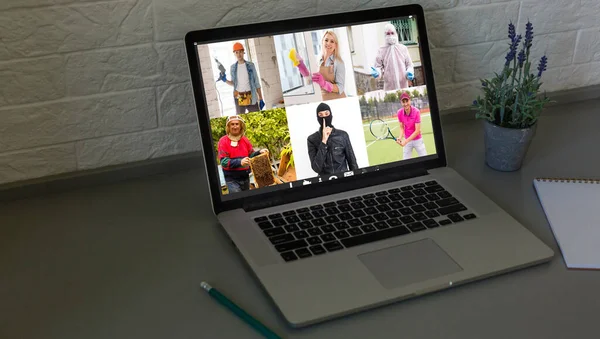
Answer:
[{"left": 226, "top": 177, "right": 250, "bottom": 193}]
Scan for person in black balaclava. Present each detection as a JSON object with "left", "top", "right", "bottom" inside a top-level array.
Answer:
[{"left": 307, "top": 102, "right": 359, "bottom": 176}]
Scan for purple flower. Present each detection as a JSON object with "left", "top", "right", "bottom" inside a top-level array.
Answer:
[
  {"left": 505, "top": 34, "right": 522, "bottom": 66},
  {"left": 473, "top": 100, "right": 478, "bottom": 105},
  {"left": 508, "top": 22, "right": 516, "bottom": 42},
  {"left": 537, "top": 55, "right": 547, "bottom": 77},
  {"left": 517, "top": 49, "right": 526, "bottom": 68},
  {"left": 524, "top": 21, "right": 534, "bottom": 48},
  {"left": 482, "top": 81, "right": 487, "bottom": 87}
]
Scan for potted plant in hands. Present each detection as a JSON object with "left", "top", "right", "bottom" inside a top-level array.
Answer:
[{"left": 472, "top": 21, "right": 551, "bottom": 171}]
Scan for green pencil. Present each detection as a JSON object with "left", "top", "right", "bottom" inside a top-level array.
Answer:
[{"left": 201, "top": 282, "right": 283, "bottom": 339}]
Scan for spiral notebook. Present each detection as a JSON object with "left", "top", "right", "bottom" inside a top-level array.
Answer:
[{"left": 533, "top": 177, "right": 600, "bottom": 270}]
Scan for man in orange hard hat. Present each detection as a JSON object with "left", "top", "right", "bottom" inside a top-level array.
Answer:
[{"left": 218, "top": 42, "right": 265, "bottom": 114}]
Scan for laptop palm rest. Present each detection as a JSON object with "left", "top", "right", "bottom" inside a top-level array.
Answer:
[{"left": 358, "top": 238, "right": 463, "bottom": 289}]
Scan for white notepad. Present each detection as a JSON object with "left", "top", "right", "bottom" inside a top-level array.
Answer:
[{"left": 533, "top": 178, "right": 600, "bottom": 270}]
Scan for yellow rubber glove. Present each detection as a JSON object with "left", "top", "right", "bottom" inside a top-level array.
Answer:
[{"left": 288, "top": 48, "right": 300, "bottom": 67}]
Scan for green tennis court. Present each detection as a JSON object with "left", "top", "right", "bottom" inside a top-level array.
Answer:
[{"left": 363, "top": 114, "right": 437, "bottom": 166}]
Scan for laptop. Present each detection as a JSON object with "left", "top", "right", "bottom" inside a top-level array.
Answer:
[{"left": 185, "top": 4, "right": 554, "bottom": 327}]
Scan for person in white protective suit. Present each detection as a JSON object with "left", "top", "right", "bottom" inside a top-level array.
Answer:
[{"left": 370, "top": 23, "right": 415, "bottom": 91}]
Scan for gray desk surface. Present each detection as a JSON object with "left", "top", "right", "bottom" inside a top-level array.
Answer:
[{"left": 1, "top": 99, "right": 599, "bottom": 339}]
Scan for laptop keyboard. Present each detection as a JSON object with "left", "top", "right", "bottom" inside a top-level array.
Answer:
[{"left": 253, "top": 180, "right": 477, "bottom": 262}]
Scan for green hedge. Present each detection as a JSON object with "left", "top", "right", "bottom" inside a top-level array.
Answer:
[{"left": 210, "top": 108, "right": 290, "bottom": 163}]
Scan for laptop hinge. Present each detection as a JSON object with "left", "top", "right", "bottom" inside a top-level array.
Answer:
[{"left": 243, "top": 166, "right": 429, "bottom": 212}]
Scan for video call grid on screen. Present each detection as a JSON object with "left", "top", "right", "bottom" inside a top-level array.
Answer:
[{"left": 196, "top": 16, "right": 438, "bottom": 197}]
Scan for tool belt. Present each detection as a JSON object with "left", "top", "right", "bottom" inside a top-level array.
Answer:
[{"left": 235, "top": 91, "right": 252, "bottom": 106}]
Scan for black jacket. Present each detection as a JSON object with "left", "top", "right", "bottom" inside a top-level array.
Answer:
[{"left": 307, "top": 128, "right": 359, "bottom": 176}]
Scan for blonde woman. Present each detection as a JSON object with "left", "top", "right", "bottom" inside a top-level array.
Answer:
[{"left": 311, "top": 30, "right": 347, "bottom": 101}]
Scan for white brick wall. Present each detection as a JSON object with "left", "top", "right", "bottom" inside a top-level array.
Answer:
[{"left": 0, "top": 0, "right": 598, "bottom": 185}]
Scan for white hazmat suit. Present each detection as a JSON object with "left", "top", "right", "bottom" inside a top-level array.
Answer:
[{"left": 372, "top": 23, "right": 415, "bottom": 91}]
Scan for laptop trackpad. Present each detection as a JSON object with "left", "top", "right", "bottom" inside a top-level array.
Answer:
[{"left": 358, "top": 238, "right": 463, "bottom": 289}]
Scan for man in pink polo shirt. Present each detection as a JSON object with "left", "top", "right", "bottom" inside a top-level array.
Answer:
[{"left": 396, "top": 92, "right": 427, "bottom": 159}]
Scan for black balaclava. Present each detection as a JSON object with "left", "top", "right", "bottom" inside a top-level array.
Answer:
[{"left": 316, "top": 102, "right": 333, "bottom": 128}]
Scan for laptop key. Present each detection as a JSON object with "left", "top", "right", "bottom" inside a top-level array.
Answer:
[
  {"left": 285, "top": 215, "right": 300, "bottom": 223},
  {"left": 364, "top": 199, "right": 378, "bottom": 207},
  {"left": 348, "top": 219, "right": 362, "bottom": 227},
  {"left": 338, "top": 212, "right": 353, "bottom": 221},
  {"left": 387, "top": 218, "right": 402, "bottom": 227},
  {"left": 338, "top": 204, "right": 353, "bottom": 212},
  {"left": 312, "top": 218, "right": 326, "bottom": 227},
  {"left": 325, "top": 215, "right": 340, "bottom": 224},
  {"left": 351, "top": 210, "right": 366, "bottom": 218},
  {"left": 388, "top": 194, "right": 402, "bottom": 202},
  {"left": 425, "top": 210, "right": 440, "bottom": 218},
  {"left": 310, "top": 205, "right": 324, "bottom": 210},
  {"left": 413, "top": 183, "right": 426, "bottom": 188},
  {"left": 282, "top": 210, "right": 296, "bottom": 217},
  {"left": 299, "top": 213, "right": 313, "bottom": 221},
  {"left": 281, "top": 252, "right": 298, "bottom": 262},
  {"left": 254, "top": 216, "right": 268, "bottom": 223},
  {"left": 307, "top": 228, "right": 323, "bottom": 236},
  {"left": 297, "top": 207, "right": 310, "bottom": 213},
  {"left": 376, "top": 196, "right": 391, "bottom": 204},
  {"left": 464, "top": 213, "right": 477, "bottom": 220},
  {"left": 412, "top": 205, "right": 426, "bottom": 213},
  {"left": 424, "top": 185, "right": 444, "bottom": 194},
  {"left": 374, "top": 221, "right": 389, "bottom": 230},
  {"left": 439, "top": 219, "right": 452, "bottom": 226},
  {"left": 400, "top": 216, "right": 415, "bottom": 223},
  {"left": 325, "top": 207, "right": 340, "bottom": 215},
  {"left": 342, "top": 226, "right": 410, "bottom": 248},
  {"left": 275, "top": 240, "right": 308, "bottom": 252},
  {"left": 295, "top": 248, "right": 312, "bottom": 259},
  {"left": 448, "top": 213, "right": 464, "bottom": 222},
  {"left": 401, "top": 191, "right": 415, "bottom": 199},
  {"left": 294, "top": 230, "right": 309, "bottom": 239},
  {"left": 360, "top": 224, "right": 376, "bottom": 233},
  {"left": 351, "top": 201, "right": 366, "bottom": 209},
  {"left": 298, "top": 221, "right": 313, "bottom": 229},
  {"left": 334, "top": 230, "right": 350, "bottom": 239},
  {"left": 323, "top": 241, "right": 344, "bottom": 252},
  {"left": 426, "top": 193, "right": 440, "bottom": 201},
  {"left": 312, "top": 210, "right": 327, "bottom": 218},
  {"left": 424, "top": 202, "right": 438, "bottom": 210},
  {"left": 257, "top": 221, "right": 273, "bottom": 230},
  {"left": 436, "top": 197, "right": 460, "bottom": 207},
  {"left": 348, "top": 228, "right": 364, "bottom": 236},
  {"left": 323, "top": 202, "right": 337, "bottom": 208},
  {"left": 376, "top": 204, "right": 391, "bottom": 212},
  {"left": 413, "top": 188, "right": 427, "bottom": 196},
  {"left": 386, "top": 210, "right": 401, "bottom": 218},
  {"left": 425, "top": 180, "right": 438, "bottom": 186},
  {"left": 350, "top": 196, "right": 363, "bottom": 202},
  {"left": 310, "top": 245, "right": 326, "bottom": 255},
  {"left": 307, "top": 236, "right": 323, "bottom": 245},
  {"left": 363, "top": 193, "right": 376, "bottom": 199},
  {"left": 438, "top": 191, "right": 452, "bottom": 199},
  {"left": 399, "top": 207, "right": 413, "bottom": 215},
  {"left": 361, "top": 216, "right": 376, "bottom": 224},
  {"left": 268, "top": 213, "right": 283, "bottom": 219},
  {"left": 374, "top": 213, "right": 389, "bottom": 221},
  {"left": 334, "top": 221, "right": 349, "bottom": 230},
  {"left": 390, "top": 201, "right": 403, "bottom": 209},
  {"left": 321, "top": 233, "right": 336, "bottom": 242},
  {"left": 438, "top": 204, "right": 467, "bottom": 215},
  {"left": 401, "top": 199, "right": 416, "bottom": 206},
  {"left": 321, "top": 225, "right": 336, "bottom": 233},
  {"left": 413, "top": 213, "right": 427, "bottom": 221},
  {"left": 388, "top": 188, "right": 401, "bottom": 193},
  {"left": 336, "top": 199, "right": 350, "bottom": 205},
  {"left": 269, "top": 234, "right": 295, "bottom": 245},
  {"left": 272, "top": 218, "right": 287, "bottom": 227},
  {"left": 284, "top": 224, "right": 300, "bottom": 233},
  {"left": 400, "top": 186, "right": 413, "bottom": 191},
  {"left": 407, "top": 222, "right": 426, "bottom": 232},
  {"left": 414, "top": 196, "right": 428, "bottom": 204},
  {"left": 376, "top": 191, "right": 388, "bottom": 196},
  {"left": 364, "top": 207, "right": 378, "bottom": 215},
  {"left": 423, "top": 219, "right": 439, "bottom": 228}
]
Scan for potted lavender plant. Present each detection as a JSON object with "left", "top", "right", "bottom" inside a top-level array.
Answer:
[{"left": 472, "top": 21, "right": 551, "bottom": 171}]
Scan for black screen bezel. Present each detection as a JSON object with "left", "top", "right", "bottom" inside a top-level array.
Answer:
[{"left": 184, "top": 4, "right": 447, "bottom": 214}]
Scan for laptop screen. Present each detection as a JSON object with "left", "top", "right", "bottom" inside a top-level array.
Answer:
[{"left": 194, "top": 15, "right": 439, "bottom": 200}]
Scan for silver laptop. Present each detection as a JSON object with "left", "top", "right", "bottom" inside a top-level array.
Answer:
[{"left": 185, "top": 4, "right": 553, "bottom": 327}]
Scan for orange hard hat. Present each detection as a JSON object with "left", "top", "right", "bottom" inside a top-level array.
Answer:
[{"left": 233, "top": 42, "right": 244, "bottom": 52}]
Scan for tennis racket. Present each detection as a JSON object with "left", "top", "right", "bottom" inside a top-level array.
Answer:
[{"left": 369, "top": 119, "right": 397, "bottom": 141}]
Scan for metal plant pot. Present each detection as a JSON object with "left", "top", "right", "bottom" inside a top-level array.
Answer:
[{"left": 483, "top": 120, "right": 537, "bottom": 172}]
